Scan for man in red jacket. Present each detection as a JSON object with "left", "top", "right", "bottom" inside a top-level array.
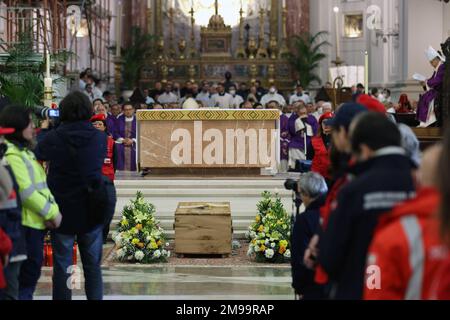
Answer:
[
  {"left": 364, "top": 144, "right": 447, "bottom": 300},
  {"left": 0, "top": 228, "right": 12, "bottom": 289}
]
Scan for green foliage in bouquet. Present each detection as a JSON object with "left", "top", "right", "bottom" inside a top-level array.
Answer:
[
  {"left": 246, "top": 191, "right": 291, "bottom": 263},
  {"left": 113, "top": 192, "right": 170, "bottom": 263}
]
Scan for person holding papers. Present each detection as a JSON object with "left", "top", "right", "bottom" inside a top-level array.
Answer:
[{"left": 415, "top": 46, "right": 446, "bottom": 127}]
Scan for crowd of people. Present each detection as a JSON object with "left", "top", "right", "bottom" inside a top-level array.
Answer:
[
  {"left": 0, "top": 58, "right": 448, "bottom": 300},
  {"left": 0, "top": 92, "right": 117, "bottom": 300},
  {"left": 289, "top": 95, "right": 450, "bottom": 300}
]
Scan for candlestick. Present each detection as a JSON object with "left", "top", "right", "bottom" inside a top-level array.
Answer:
[
  {"left": 189, "top": 6, "right": 196, "bottom": 58},
  {"left": 235, "top": 6, "right": 246, "bottom": 58},
  {"left": 256, "top": 7, "right": 268, "bottom": 59},
  {"left": 279, "top": 6, "right": 289, "bottom": 58},
  {"left": 364, "top": 51, "right": 369, "bottom": 93}
]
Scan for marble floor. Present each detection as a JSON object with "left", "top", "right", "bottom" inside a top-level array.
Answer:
[{"left": 35, "top": 265, "right": 294, "bottom": 300}]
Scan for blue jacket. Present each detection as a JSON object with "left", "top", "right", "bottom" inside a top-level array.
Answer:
[
  {"left": 0, "top": 163, "right": 26, "bottom": 261},
  {"left": 34, "top": 121, "right": 107, "bottom": 235},
  {"left": 319, "top": 148, "right": 416, "bottom": 300},
  {"left": 291, "top": 196, "right": 325, "bottom": 297}
]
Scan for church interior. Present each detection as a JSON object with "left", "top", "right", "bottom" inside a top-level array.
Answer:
[{"left": 0, "top": 0, "right": 449, "bottom": 302}]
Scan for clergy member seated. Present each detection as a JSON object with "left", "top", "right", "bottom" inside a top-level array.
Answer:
[
  {"left": 417, "top": 46, "right": 445, "bottom": 127},
  {"left": 289, "top": 84, "right": 311, "bottom": 105},
  {"left": 114, "top": 103, "right": 137, "bottom": 172},
  {"left": 157, "top": 84, "right": 179, "bottom": 105},
  {"left": 229, "top": 85, "right": 244, "bottom": 109},
  {"left": 211, "top": 83, "right": 233, "bottom": 108},
  {"left": 288, "top": 102, "right": 318, "bottom": 170},
  {"left": 196, "top": 83, "right": 212, "bottom": 107},
  {"left": 261, "top": 86, "right": 287, "bottom": 108}
]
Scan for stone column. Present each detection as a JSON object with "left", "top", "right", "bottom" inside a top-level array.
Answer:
[{"left": 286, "top": 0, "right": 310, "bottom": 37}]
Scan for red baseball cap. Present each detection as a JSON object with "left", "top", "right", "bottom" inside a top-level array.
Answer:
[
  {"left": 319, "top": 112, "right": 334, "bottom": 125},
  {"left": 90, "top": 114, "right": 106, "bottom": 122},
  {"left": 0, "top": 127, "right": 15, "bottom": 135},
  {"left": 356, "top": 94, "right": 386, "bottom": 114}
]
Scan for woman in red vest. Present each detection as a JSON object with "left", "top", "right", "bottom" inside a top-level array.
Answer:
[
  {"left": 90, "top": 114, "right": 117, "bottom": 243},
  {"left": 310, "top": 112, "right": 334, "bottom": 181}
]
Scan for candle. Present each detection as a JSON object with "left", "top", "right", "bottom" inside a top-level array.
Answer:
[
  {"left": 364, "top": 51, "right": 369, "bottom": 93},
  {"left": 46, "top": 53, "right": 50, "bottom": 78},
  {"left": 283, "top": 0, "right": 286, "bottom": 7},
  {"left": 44, "top": 77, "right": 53, "bottom": 88},
  {"left": 147, "top": 0, "right": 151, "bottom": 9},
  {"left": 334, "top": 7, "right": 340, "bottom": 59}
]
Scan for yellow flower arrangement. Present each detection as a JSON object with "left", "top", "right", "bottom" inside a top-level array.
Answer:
[
  {"left": 246, "top": 192, "right": 291, "bottom": 263},
  {"left": 114, "top": 192, "right": 170, "bottom": 263}
]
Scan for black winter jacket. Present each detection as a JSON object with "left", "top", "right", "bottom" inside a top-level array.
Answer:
[
  {"left": 319, "top": 149, "right": 416, "bottom": 300},
  {"left": 34, "top": 121, "right": 107, "bottom": 235}
]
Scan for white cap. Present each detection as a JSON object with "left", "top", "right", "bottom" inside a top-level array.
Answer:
[{"left": 425, "top": 45, "right": 445, "bottom": 62}]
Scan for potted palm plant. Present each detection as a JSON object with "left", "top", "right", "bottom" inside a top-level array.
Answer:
[
  {"left": 0, "top": 30, "right": 73, "bottom": 110},
  {"left": 288, "top": 31, "right": 330, "bottom": 89},
  {"left": 121, "top": 27, "right": 155, "bottom": 100}
]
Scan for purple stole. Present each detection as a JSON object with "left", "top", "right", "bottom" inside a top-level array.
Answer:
[
  {"left": 115, "top": 115, "right": 137, "bottom": 171},
  {"left": 417, "top": 63, "right": 445, "bottom": 123}
]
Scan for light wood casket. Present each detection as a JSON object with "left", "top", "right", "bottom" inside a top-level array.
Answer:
[{"left": 174, "top": 202, "right": 232, "bottom": 255}]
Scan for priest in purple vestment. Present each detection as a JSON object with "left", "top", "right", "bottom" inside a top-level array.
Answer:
[
  {"left": 280, "top": 109, "right": 291, "bottom": 173},
  {"left": 288, "top": 103, "right": 318, "bottom": 169},
  {"left": 417, "top": 46, "right": 446, "bottom": 127},
  {"left": 114, "top": 103, "right": 137, "bottom": 171}
]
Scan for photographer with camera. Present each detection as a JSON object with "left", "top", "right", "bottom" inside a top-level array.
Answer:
[
  {"left": 34, "top": 92, "right": 111, "bottom": 300},
  {"left": 291, "top": 172, "right": 328, "bottom": 300},
  {"left": 0, "top": 105, "right": 62, "bottom": 300}
]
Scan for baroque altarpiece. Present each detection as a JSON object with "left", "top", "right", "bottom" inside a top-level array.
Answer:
[{"left": 138, "top": 0, "right": 294, "bottom": 89}]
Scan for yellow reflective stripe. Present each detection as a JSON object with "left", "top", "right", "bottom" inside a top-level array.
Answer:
[{"left": 400, "top": 216, "right": 424, "bottom": 300}]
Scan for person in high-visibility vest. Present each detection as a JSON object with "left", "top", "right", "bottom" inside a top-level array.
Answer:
[{"left": 0, "top": 105, "right": 62, "bottom": 300}]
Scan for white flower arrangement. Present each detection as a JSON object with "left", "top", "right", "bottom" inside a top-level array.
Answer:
[
  {"left": 114, "top": 192, "right": 170, "bottom": 264},
  {"left": 153, "top": 250, "right": 161, "bottom": 258},
  {"left": 284, "top": 249, "right": 291, "bottom": 259},
  {"left": 135, "top": 250, "right": 145, "bottom": 261},
  {"left": 247, "top": 192, "right": 291, "bottom": 263},
  {"left": 265, "top": 249, "right": 275, "bottom": 259}
]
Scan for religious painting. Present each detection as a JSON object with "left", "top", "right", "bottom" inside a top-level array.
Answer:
[
  {"left": 344, "top": 13, "right": 363, "bottom": 38},
  {"left": 206, "top": 38, "right": 226, "bottom": 52}
]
